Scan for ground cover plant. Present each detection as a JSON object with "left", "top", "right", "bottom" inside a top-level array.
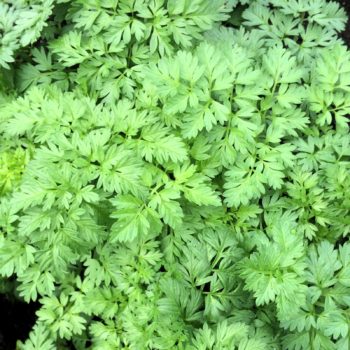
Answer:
[{"left": 0, "top": 0, "right": 350, "bottom": 349}]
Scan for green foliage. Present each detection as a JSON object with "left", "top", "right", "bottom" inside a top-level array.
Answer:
[
  {"left": 0, "top": 0, "right": 349, "bottom": 349},
  {"left": 0, "top": 0, "right": 54, "bottom": 69}
]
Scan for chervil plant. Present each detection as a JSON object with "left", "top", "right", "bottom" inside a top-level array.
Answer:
[{"left": 0, "top": 0, "right": 350, "bottom": 349}]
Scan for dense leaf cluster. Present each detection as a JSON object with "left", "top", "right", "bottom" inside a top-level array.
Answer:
[{"left": 0, "top": 0, "right": 349, "bottom": 349}]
